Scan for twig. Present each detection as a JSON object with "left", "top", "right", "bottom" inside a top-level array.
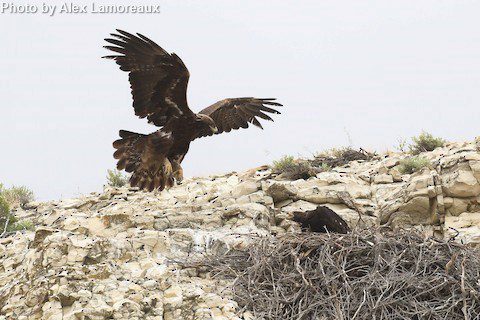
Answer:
[{"left": 1, "top": 215, "right": 10, "bottom": 237}]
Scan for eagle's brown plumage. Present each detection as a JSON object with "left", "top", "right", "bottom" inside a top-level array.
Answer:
[{"left": 104, "top": 30, "right": 282, "bottom": 191}]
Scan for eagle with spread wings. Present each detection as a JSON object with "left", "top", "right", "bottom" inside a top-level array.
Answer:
[{"left": 103, "top": 30, "right": 282, "bottom": 191}]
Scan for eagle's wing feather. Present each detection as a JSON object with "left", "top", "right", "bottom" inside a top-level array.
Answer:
[
  {"left": 195, "top": 97, "right": 282, "bottom": 138},
  {"left": 103, "top": 29, "right": 194, "bottom": 126}
]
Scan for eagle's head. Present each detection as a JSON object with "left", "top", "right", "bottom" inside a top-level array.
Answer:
[{"left": 196, "top": 114, "right": 218, "bottom": 134}]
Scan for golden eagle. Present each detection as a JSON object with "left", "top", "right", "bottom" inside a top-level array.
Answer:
[{"left": 103, "top": 30, "right": 282, "bottom": 191}]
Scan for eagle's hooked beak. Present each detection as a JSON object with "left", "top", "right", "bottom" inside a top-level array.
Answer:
[{"left": 210, "top": 125, "right": 218, "bottom": 134}]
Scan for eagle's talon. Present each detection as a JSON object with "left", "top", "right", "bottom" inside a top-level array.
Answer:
[{"left": 173, "top": 169, "right": 184, "bottom": 184}]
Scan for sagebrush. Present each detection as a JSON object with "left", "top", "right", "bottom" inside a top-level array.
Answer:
[
  {"left": 0, "top": 194, "right": 32, "bottom": 235},
  {"left": 0, "top": 196, "right": 9, "bottom": 218},
  {"left": 398, "top": 156, "right": 430, "bottom": 174},
  {"left": 272, "top": 156, "right": 317, "bottom": 180},
  {"left": 107, "top": 169, "right": 130, "bottom": 187},
  {"left": 312, "top": 147, "right": 374, "bottom": 169},
  {"left": 409, "top": 131, "right": 446, "bottom": 155},
  {"left": 0, "top": 185, "right": 34, "bottom": 209},
  {"left": 0, "top": 184, "right": 35, "bottom": 235}
]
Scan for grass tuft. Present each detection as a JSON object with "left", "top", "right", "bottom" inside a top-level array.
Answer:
[
  {"left": 409, "top": 131, "right": 446, "bottom": 155},
  {"left": 0, "top": 185, "right": 34, "bottom": 209},
  {"left": 107, "top": 169, "right": 130, "bottom": 187},
  {"left": 398, "top": 157, "right": 430, "bottom": 174},
  {"left": 272, "top": 156, "right": 317, "bottom": 180}
]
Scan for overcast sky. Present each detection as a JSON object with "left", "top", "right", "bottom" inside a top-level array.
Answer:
[{"left": 1, "top": 0, "right": 479, "bottom": 200}]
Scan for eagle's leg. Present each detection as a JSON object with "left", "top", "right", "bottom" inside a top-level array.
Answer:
[
  {"left": 163, "top": 158, "right": 175, "bottom": 188},
  {"left": 172, "top": 160, "right": 184, "bottom": 183}
]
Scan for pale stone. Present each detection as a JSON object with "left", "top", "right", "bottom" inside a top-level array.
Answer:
[
  {"left": 470, "top": 160, "right": 480, "bottom": 182},
  {"left": 265, "top": 183, "right": 297, "bottom": 203},
  {"left": 3, "top": 139, "right": 480, "bottom": 318},
  {"left": 42, "top": 300, "right": 63, "bottom": 320},
  {"left": 389, "top": 167, "right": 403, "bottom": 182},
  {"left": 444, "top": 197, "right": 454, "bottom": 208},
  {"left": 383, "top": 157, "right": 400, "bottom": 169},
  {"left": 281, "top": 200, "right": 317, "bottom": 213},
  {"left": 86, "top": 217, "right": 109, "bottom": 236},
  {"left": 445, "top": 212, "right": 480, "bottom": 244},
  {"left": 231, "top": 181, "right": 259, "bottom": 198},
  {"left": 163, "top": 285, "right": 183, "bottom": 306},
  {"left": 446, "top": 198, "right": 470, "bottom": 216},
  {"left": 443, "top": 170, "right": 480, "bottom": 197},
  {"left": 373, "top": 174, "right": 394, "bottom": 184},
  {"left": 395, "top": 196, "right": 432, "bottom": 225},
  {"left": 298, "top": 184, "right": 370, "bottom": 204}
]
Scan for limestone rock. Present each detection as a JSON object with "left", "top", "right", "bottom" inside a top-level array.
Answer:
[
  {"left": 373, "top": 174, "right": 394, "bottom": 184},
  {"left": 230, "top": 181, "right": 259, "bottom": 198},
  {"left": 443, "top": 169, "right": 480, "bottom": 198},
  {"left": 470, "top": 160, "right": 480, "bottom": 182},
  {"left": 1, "top": 139, "right": 480, "bottom": 318},
  {"left": 445, "top": 212, "right": 480, "bottom": 245},
  {"left": 265, "top": 182, "right": 297, "bottom": 203}
]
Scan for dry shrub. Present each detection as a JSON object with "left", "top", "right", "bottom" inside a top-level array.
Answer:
[
  {"left": 409, "top": 131, "right": 446, "bottom": 155},
  {"left": 0, "top": 195, "right": 32, "bottom": 236},
  {"left": 312, "top": 148, "right": 374, "bottom": 169},
  {"left": 107, "top": 169, "right": 130, "bottom": 187},
  {"left": 206, "top": 230, "right": 480, "bottom": 320},
  {"left": 398, "top": 156, "right": 430, "bottom": 174},
  {"left": 0, "top": 185, "right": 34, "bottom": 209},
  {"left": 272, "top": 156, "right": 318, "bottom": 180}
]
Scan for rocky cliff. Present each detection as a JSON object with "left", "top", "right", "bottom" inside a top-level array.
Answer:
[{"left": 1, "top": 139, "right": 480, "bottom": 319}]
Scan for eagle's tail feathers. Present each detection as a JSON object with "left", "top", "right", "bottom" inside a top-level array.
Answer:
[
  {"left": 112, "top": 130, "right": 146, "bottom": 171},
  {"left": 113, "top": 129, "right": 176, "bottom": 192},
  {"left": 129, "top": 158, "right": 174, "bottom": 192}
]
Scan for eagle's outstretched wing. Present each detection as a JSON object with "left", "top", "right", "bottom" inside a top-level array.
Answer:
[
  {"left": 195, "top": 97, "right": 282, "bottom": 138},
  {"left": 103, "top": 29, "right": 194, "bottom": 126}
]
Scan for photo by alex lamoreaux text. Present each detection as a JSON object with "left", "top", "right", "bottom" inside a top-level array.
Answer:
[{"left": 0, "top": 2, "right": 161, "bottom": 16}]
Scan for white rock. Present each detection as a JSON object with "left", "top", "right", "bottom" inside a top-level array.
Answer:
[
  {"left": 470, "top": 160, "right": 480, "bottom": 182},
  {"left": 445, "top": 212, "right": 480, "bottom": 244},
  {"left": 373, "top": 174, "right": 394, "bottom": 184},
  {"left": 230, "top": 180, "right": 259, "bottom": 198},
  {"left": 443, "top": 170, "right": 480, "bottom": 198},
  {"left": 163, "top": 285, "right": 183, "bottom": 306},
  {"left": 281, "top": 200, "right": 317, "bottom": 213},
  {"left": 3, "top": 138, "right": 480, "bottom": 318}
]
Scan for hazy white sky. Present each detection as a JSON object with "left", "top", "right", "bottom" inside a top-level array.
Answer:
[{"left": 1, "top": 0, "right": 479, "bottom": 200}]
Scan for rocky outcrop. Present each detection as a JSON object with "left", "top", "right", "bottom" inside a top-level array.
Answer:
[{"left": 1, "top": 140, "right": 480, "bottom": 319}]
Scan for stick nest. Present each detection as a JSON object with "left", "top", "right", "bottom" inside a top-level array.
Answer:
[{"left": 205, "top": 230, "right": 480, "bottom": 319}]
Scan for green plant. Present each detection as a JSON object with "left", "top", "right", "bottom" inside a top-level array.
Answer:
[
  {"left": 319, "top": 163, "right": 331, "bottom": 172},
  {"left": 0, "top": 189, "right": 34, "bottom": 235},
  {"left": 409, "top": 132, "right": 446, "bottom": 155},
  {"left": 398, "top": 157, "right": 430, "bottom": 174},
  {"left": 107, "top": 169, "right": 130, "bottom": 187},
  {"left": 11, "top": 220, "right": 34, "bottom": 231},
  {"left": 272, "top": 156, "right": 316, "bottom": 180},
  {"left": 316, "top": 147, "right": 350, "bottom": 159},
  {"left": 0, "top": 195, "right": 10, "bottom": 234},
  {"left": 313, "top": 147, "right": 373, "bottom": 169},
  {"left": 272, "top": 156, "right": 296, "bottom": 172},
  {"left": 395, "top": 138, "right": 408, "bottom": 152},
  {"left": 0, "top": 185, "right": 35, "bottom": 209},
  {"left": 0, "top": 196, "right": 9, "bottom": 217}
]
